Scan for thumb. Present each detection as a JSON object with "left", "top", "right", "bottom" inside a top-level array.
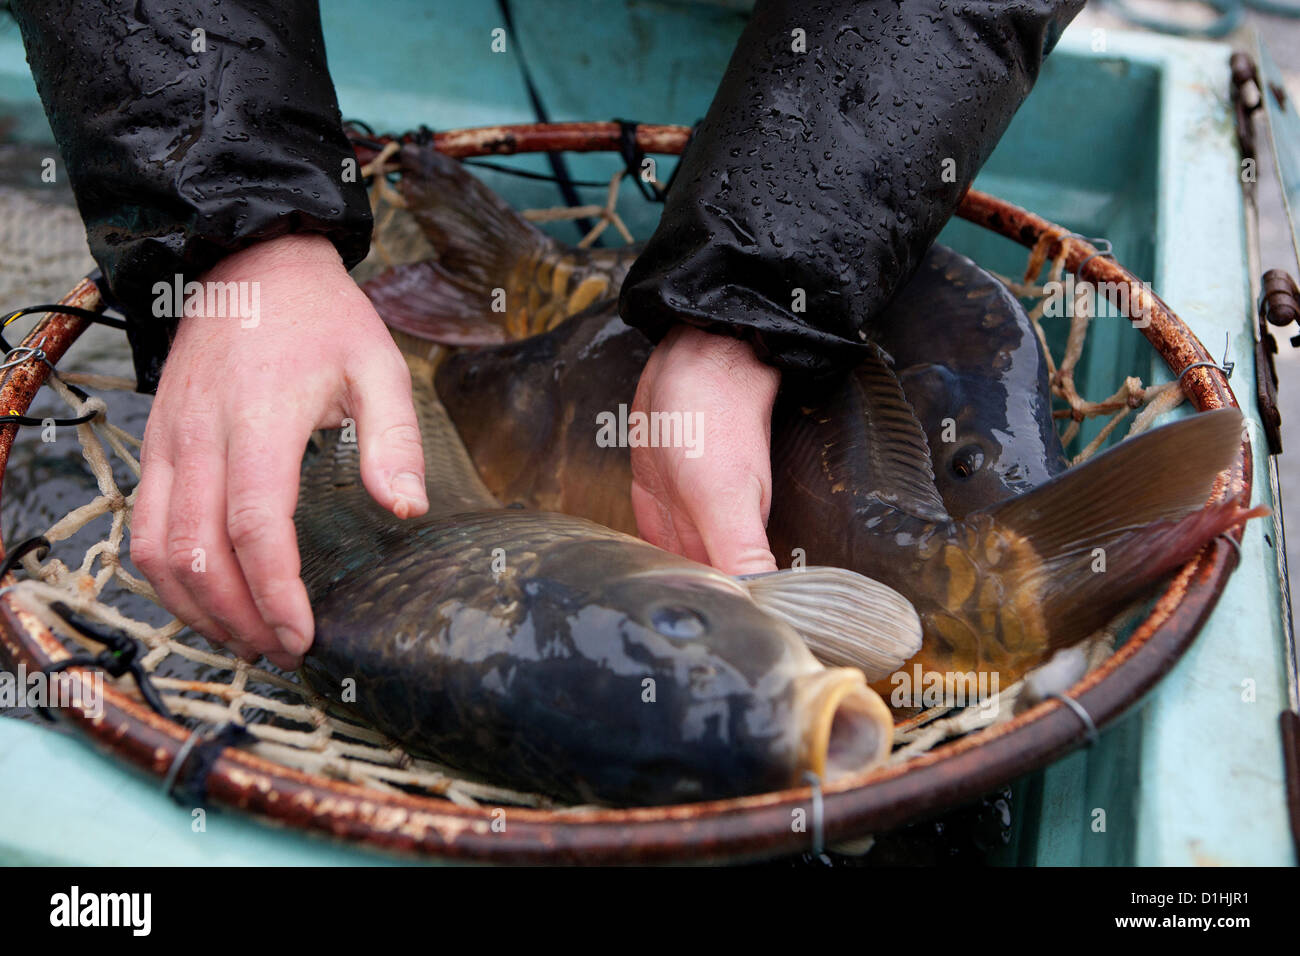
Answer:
[
  {"left": 692, "top": 474, "right": 778, "bottom": 576},
  {"left": 349, "top": 357, "right": 428, "bottom": 519}
]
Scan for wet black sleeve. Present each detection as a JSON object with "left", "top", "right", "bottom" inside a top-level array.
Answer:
[
  {"left": 10, "top": 0, "right": 372, "bottom": 392},
  {"left": 619, "top": 0, "right": 1085, "bottom": 377}
]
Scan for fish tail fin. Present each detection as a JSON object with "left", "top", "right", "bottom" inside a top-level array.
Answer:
[
  {"left": 361, "top": 147, "right": 555, "bottom": 343},
  {"left": 400, "top": 145, "right": 552, "bottom": 283},
  {"left": 740, "top": 567, "right": 923, "bottom": 680},
  {"left": 363, "top": 260, "right": 511, "bottom": 346},
  {"left": 985, "top": 408, "right": 1264, "bottom": 649}
]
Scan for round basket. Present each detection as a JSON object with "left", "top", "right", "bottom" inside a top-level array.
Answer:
[{"left": 0, "top": 122, "right": 1250, "bottom": 864}]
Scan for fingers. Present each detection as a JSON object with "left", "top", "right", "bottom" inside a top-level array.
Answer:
[
  {"left": 165, "top": 431, "right": 299, "bottom": 666},
  {"left": 629, "top": 326, "right": 780, "bottom": 576},
  {"left": 225, "top": 411, "right": 317, "bottom": 664},
  {"left": 630, "top": 474, "right": 710, "bottom": 566},
  {"left": 688, "top": 472, "right": 778, "bottom": 576},
  {"left": 131, "top": 437, "right": 260, "bottom": 662},
  {"left": 633, "top": 445, "right": 776, "bottom": 575},
  {"left": 348, "top": 354, "right": 428, "bottom": 519}
]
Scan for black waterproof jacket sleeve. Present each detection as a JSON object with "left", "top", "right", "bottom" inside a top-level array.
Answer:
[
  {"left": 619, "top": 0, "right": 1085, "bottom": 377},
  {"left": 10, "top": 1, "right": 372, "bottom": 392}
]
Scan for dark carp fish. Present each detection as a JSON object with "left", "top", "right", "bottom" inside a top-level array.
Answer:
[
  {"left": 432, "top": 305, "right": 1258, "bottom": 688},
  {"left": 365, "top": 148, "right": 1065, "bottom": 519},
  {"left": 367, "top": 151, "right": 1263, "bottom": 692},
  {"left": 765, "top": 359, "right": 1257, "bottom": 689},
  {"left": 294, "top": 356, "right": 919, "bottom": 806},
  {"left": 874, "top": 243, "right": 1069, "bottom": 516}
]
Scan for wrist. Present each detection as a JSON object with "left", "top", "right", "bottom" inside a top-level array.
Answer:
[
  {"left": 672, "top": 325, "right": 780, "bottom": 396},
  {"left": 200, "top": 233, "right": 344, "bottom": 284}
]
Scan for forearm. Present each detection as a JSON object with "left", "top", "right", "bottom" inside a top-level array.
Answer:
[
  {"left": 619, "top": 0, "right": 1085, "bottom": 376},
  {"left": 10, "top": 0, "right": 372, "bottom": 390}
]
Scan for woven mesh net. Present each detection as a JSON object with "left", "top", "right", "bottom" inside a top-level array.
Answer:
[{"left": 0, "top": 150, "right": 1185, "bottom": 809}]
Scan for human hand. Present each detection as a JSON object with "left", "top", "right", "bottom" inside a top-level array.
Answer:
[
  {"left": 629, "top": 325, "right": 781, "bottom": 575},
  {"left": 129, "top": 234, "right": 426, "bottom": 670}
]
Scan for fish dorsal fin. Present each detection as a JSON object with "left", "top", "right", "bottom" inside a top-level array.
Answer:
[
  {"left": 398, "top": 144, "right": 553, "bottom": 287},
  {"left": 827, "top": 345, "right": 949, "bottom": 521}
]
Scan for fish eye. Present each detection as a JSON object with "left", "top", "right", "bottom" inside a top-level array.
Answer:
[
  {"left": 650, "top": 605, "right": 708, "bottom": 640},
  {"left": 949, "top": 444, "right": 986, "bottom": 479}
]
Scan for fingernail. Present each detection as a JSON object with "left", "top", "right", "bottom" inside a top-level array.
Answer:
[
  {"left": 275, "top": 625, "right": 308, "bottom": 655},
  {"left": 266, "top": 651, "right": 302, "bottom": 672},
  {"left": 725, "top": 549, "right": 779, "bottom": 576},
  {"left": 391, "top": 471, "right": 427, "bottom": 518}
]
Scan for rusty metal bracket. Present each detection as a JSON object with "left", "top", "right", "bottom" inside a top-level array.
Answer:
[
  {"left": 1232, "top": 53, "right": 1263, "bottom": 162},
  {"left": 1233, "top": 51, "right": 1297, "bottom": 456},
  {"left": 1257, "top": 270, "right": 1300, "bottom": 455}
]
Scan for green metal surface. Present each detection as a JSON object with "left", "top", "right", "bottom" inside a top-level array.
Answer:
[
  {"left": 0, "top": 720, "right": 396, "bottom": 865},
  {"left": 0, "top": 4, "right": 1292, "bottom": 865}
]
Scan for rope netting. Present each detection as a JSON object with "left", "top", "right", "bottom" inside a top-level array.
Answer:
[{"left": 1, "top": 156, "right": 1190, "bottom": 807}]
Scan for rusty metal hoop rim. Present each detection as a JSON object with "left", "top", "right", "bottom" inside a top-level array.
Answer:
[{"left": 0, "top": 121, "right": 1250, "bottom": 864}]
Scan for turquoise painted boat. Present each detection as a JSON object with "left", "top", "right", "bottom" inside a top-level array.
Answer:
[{"left": 0, "top": 1, "right": 1295, "bottom": 865}]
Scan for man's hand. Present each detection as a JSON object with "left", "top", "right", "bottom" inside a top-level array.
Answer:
[
  {"left": 629, "top": 325, "right": 781, "bottom": 575},
  {"left": 129, "top": 234, "right": 426, "bottom": 670}
]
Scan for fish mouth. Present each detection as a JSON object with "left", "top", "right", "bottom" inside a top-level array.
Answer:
[{"left": 795, "top": 668, "right": 893, "bottom": 782}]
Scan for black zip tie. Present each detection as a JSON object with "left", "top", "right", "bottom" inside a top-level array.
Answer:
[
  {"left": 1177, "top": 332, "right": 1236, "bottom": 386},
  {"left": 1, "top": 304, "right": 127, "bottom": 357},
  {"left": 163, "top": 722, "right": 254, "bottom": 809},
  {"left": 613, "top": 119, "right": 666, "bottom": 203},
  {"left": 0, "top": 534, "right": 50, "bottom": 582},
  {"left": 343, "top": 117, "right": 377, "bottom": 138},
  {"left": 1048, "top": 692, "right": 1099, "bottom": 745},
  {"left": 0, "top": 409, "right": 98, "bottom": 428},
  {"left": 37, "top": 601, "right": 172, "bottom": 721},
  {"left": 0, "top": 347, "right": 99, "bottom": 425},
  {"left": 1, "top": 300, "right": 127, "bottom": 371}
]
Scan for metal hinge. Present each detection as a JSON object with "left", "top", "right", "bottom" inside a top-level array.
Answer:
[
  {"left": 1232, "top": 52, "right": 1300, "bottom": 456},
  {"left": 1256, "top": 269, "right": 1299, "bottom": 455}
]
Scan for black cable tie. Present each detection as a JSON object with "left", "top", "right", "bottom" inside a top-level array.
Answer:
[
  {"left": 0, "top": 409, "right": 99, "bottom": 428},
  {"left": 342, "top": 117, "right": 377, "bottom": 137},
  {"left": 613, "top": 118, "right": 665, "bottom": 203},
  {"left": 0, "top": 534, "right": 50, "bottom": 581},
  {"left": 2, "top": 303, "right": 128, "bottom": 332},
  {"left": 164, "top": 722, "right": 255, "bottom": 809},
  {"left": 39, "top": 602, "right": 172, "bottom": 721}
]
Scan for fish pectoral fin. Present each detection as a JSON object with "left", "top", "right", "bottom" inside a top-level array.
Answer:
[{"left": 739, "top": 567, "right": 923, "bottom": 680}]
